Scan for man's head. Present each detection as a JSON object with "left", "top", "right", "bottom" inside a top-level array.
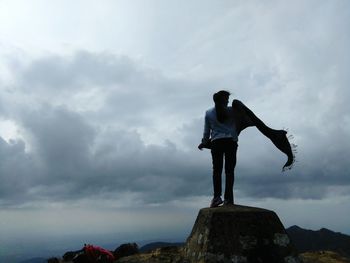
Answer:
[{"left": 213, "top": 90, "right": 230, "bottom": 106}]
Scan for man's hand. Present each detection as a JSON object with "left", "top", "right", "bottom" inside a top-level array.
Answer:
[
  {"left": 198, "top": 143, "right": 205, "bottom": 150},
  {"left": 232, "top": 99, "right": 244, "bottom": 109}
]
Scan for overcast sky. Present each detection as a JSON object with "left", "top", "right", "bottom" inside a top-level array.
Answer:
[{"left": 0, "top": 0, "right": 350, "bottom": 251}]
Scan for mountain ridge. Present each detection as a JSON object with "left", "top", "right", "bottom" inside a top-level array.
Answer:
[{"left": 286, "top": 225, "right": 350, "bottom": 257}]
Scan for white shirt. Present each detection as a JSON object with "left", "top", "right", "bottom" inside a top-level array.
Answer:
[{"left": 202, "top": 106, "right": 238, "bottom": 143}]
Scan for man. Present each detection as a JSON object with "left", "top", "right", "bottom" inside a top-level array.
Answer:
[
  {"left": 198, "top": 90, "right": 237, "bottom": 207},
  {"left": 198, "top": 91, "right": 295, "bottom": 208}
]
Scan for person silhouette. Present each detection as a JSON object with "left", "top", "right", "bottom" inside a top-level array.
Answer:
[
  {"left": 198, "top": 90, "right": 237, "bottom": 207},
  {"left": 198, "top": 92, "right": 296, "bottom": 208}
]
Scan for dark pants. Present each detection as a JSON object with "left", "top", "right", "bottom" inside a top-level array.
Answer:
[{"left": 211, "top": 138, "right": 238, "bottom": 203}]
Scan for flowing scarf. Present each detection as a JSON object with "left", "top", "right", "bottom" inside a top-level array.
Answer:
[{"left": 202, "top": 100, "right": 296, "bottom": 171}]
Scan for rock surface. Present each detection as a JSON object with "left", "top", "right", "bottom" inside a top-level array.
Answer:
[{"left": 184, "top": 205, "right": 303, "bottom": 263}]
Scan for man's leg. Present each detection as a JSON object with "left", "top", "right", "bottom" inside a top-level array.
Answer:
[
  {"left": 224, "top": 141, "right": 237, "bottom": 204},
  {"left": 211, "top": 141, "right": 224, "bottom": 199}
]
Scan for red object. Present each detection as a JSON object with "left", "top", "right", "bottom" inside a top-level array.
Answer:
[{"left": 84, "top": 244, "right": 115, "bottom": 262}]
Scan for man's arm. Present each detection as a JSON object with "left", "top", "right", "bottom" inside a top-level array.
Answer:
[
  {"left": 232, "top": 99, "right": 270, "bottom": 136},
  {"left": 198, "top": 112, "right": 210, "bottom": 150}
]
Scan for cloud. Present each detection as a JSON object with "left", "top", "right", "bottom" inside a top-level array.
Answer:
[
  {"left": 0, "top": 103, "right": 211, "bottom": 207},
  {"left": 18, "top": 51, "right": 136, "bottom": 91},
  {"left": 0, "top": 0, "right": 350, "bottom": 207},
  {"left": 0, "top": 136, "right": 40, "bottom": 205},
  {"left": 0, "top": 45, "right": 349, "bottom": 207}
]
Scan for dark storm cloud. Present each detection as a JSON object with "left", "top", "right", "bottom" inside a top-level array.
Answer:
[
  {"left": 14, "top": 51, "right": 212, "bottom": 126},
  {"left": 19, "top": 51, "right": 136, "bottom": 91},
  {"left": 1, "top": 51, "right": 215, "bottom": 207},
  {"left": 0, "top": 103, "right": 210, "bottom": 206},
  {"left": 0, "top": 43, "right": 349, "bottom": 207},
  {"left": 0, "top": 136, "right": 41, "bottom": 206},
  {"left": 19, "top": 105, "right": 96, "bottom": 181}
]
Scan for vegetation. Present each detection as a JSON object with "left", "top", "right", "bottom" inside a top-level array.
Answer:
[{"left": 301, "top": 251, "right": 350, "bottom": 263}]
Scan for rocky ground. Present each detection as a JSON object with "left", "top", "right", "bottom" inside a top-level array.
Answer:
[
  {"left": 116, "top": 246, "right": 184, "bottom": 263},
  {"left": 300, "top": 250, "right": 350, "bottom": 263},
  {"left": 50, "top": 246, "right": 350, "bottom": 263},
  {"left": 116, "top": 248, "right": 350, "bottom": 263}
]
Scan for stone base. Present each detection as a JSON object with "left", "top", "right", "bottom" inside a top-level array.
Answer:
[{"left": 184, "top": 205, "right": 303, "bottom": 263}]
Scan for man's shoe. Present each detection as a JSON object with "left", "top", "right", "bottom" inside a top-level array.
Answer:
[
  {"left": 210, "top": 197, "right": 223, "bottom": 208},
  {"left": 224, "top": 200, "right": 234, "bottom": 206}
]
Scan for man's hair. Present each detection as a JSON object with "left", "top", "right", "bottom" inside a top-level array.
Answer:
[
  {"left": 213, "top": 90, "right": 231, "bottom": 123},
  {"left": 213, "top": 90, "right": 230, "bottom": 104}
]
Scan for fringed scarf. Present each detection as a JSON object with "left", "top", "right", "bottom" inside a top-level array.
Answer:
[{"left": 202, "top": 100, "right": 297, "bottom": 171}]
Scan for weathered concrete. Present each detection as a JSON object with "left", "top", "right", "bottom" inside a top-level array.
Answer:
[{"left": 184, "top": 205, "right": 303, "bottom": 263}]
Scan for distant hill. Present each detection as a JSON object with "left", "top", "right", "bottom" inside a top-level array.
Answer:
[
  {"left": 139, "top": 242, "right": 184, "bottom": 253},
  {"left": 287, "top": 225, "right": 350, "bottom": 257}
]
